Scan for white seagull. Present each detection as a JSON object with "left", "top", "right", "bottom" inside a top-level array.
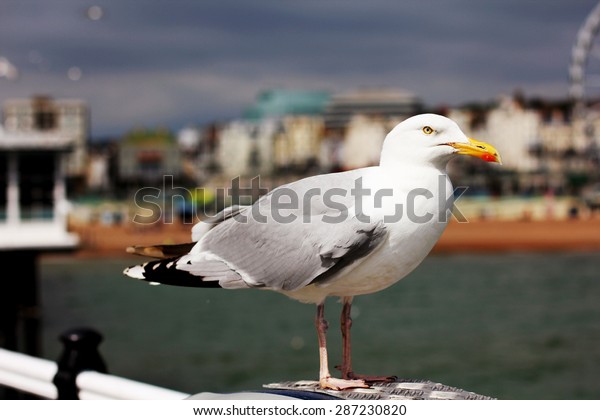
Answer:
[{"left": 123, "top": 113, "right": 501, "bottom": 391}]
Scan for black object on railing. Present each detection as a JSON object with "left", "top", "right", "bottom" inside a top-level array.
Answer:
[{"left": 52, "top": 328, "right": 108, "bottom": 399}]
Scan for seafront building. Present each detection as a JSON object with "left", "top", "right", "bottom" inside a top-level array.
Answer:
[
  {"left": 341, "top": 115, "right": 388, "bottom": 170},
  {"left": 273, "top": 116, "right": 323, "bottom": 173},
  {"left": 450, "top": 95, "right": 600, "bottom": 195},
  {"left": 117, "top": 128, "right": 183, "bottom": 187},
  {"left": 2, "top": 96, "right": 89, "bottom": 187}
]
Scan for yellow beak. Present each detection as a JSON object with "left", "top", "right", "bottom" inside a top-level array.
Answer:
[{"left": 447, "top": 138, "right": 502, "bottom": 164}]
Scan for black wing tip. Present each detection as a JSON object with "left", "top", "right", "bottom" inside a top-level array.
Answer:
[{"left": 124, "top": 257, "right": 222, "bottom": 288}]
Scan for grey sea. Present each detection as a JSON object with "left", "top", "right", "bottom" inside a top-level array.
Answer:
[{"left": 38, "top": 252, "right": 600, "bottom": 400}]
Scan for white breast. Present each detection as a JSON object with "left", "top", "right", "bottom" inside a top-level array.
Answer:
[{"left": 281, "top": 166, "right": 454, "bottom": 304}]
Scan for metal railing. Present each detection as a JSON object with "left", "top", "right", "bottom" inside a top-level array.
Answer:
[
  {"left": 0, "top": 328, "right": 190, "bottom": 400},
  {"left": 0, "top": 347, "right": 58, "bottom": 399}
]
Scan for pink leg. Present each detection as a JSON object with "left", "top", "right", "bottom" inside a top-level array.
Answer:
[
  {"left": 315, "top": 302, "right": 368, "bottom": 390},
  {"left": 340, "top": 296, "right": 354, "bottom": 377},
  {"left": 339, "top": 296, "right": 397, "bottom": 383}
]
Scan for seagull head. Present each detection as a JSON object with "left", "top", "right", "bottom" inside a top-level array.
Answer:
[{"left": 380, "top": 113, "right": 501, "bottom": 168}]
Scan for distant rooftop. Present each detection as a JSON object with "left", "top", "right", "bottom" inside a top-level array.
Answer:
[
  {"left": 3, "top": 96, "right": 86, "bottom": 106},
  {"left": 243, "top": 89, "right": 331, "bottom": 120},
  {"left": 328, "top": 88, "right": 420, "bottom": 104},
  {"left": 324, "top": 88, "right": 423, "bottom": 129}
]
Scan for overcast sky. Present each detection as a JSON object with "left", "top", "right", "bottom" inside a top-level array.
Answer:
[{"left": 1, "top": 0, "right": 599, "bottom": 138}]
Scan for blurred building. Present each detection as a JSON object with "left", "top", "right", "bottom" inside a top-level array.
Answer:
[
  {"left": 319, "top": 131, "right": 344, "bottom": 173},
  {"left": 324, "top": 88, "right": 423, "bottom": 130},
  {"left": 177, "top": 125, "right": 202, "bottom": 152},
  {"left": 537, "top": 109, "right": 600, "bottom": 193},
  {"left": 117, "top": 128, "right": 182, "bottom": 187},
  {"left": 2, "top": 96, "right": 89, "bottom": 188},
  {"left": 448, "top": 92, "right": 600, "bottom": 195},
  {"left": 485, "top": 96, "right": 541, "bottom": 173},
  {"left": 177, "top": 125, "right": 203, "bottom": 184},
  {"left": 86, "top": 150, "right": 111, "bottom": 192},
  {"left": 340, "top": 115, "right": 388, "bottom": 170},
  {"left": 273, "top": 116, "right": 323, "bottom": 173},
  {"left": 0, "top": 126, "right": 79, "bottom": 249},
  {"left": 213, "top": 89, "right": 332, "bottom": 179},
  {"left": 216, "top": 120, "right": 277, "bottom": 178}
]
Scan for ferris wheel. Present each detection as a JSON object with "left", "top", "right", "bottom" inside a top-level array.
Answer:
[{"left": 570, "top": 2, "right": 600, "bottom": 117}]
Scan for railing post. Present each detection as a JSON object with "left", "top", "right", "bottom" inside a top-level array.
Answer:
[{"left": 52, "top": 327, "right": 108, "bottom": 399}]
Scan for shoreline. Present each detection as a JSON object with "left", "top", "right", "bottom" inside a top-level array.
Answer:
[
  {"left": 48, "top": 218, "right": 600, "bottom": 260},
  {"left": 432, "top": 218, "right": 600, "bottom": 253}
]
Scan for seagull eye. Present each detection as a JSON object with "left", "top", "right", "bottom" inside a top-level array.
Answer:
[{"left": 422, "top": 126, "right": 434, "bottom": 135}]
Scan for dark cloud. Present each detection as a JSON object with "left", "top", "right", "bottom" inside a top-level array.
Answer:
[{"left": 0, "top": 0, "right": 598, "bottom": 137}]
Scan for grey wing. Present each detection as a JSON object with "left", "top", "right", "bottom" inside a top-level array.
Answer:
[
  {"left": 191, "top": 204, "right": 249, "bottom": 241},
  {"left": 181, "top": 169, "right": 388, "bottom": 292}
]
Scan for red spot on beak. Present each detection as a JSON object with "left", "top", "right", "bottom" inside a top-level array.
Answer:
[{"left": 482, "top": 153, "right": 497, "bottom": 162}]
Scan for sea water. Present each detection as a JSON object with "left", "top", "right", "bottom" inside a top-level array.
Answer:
[{"left": 38, "top": 252, "right": 600, "bottom": 399}]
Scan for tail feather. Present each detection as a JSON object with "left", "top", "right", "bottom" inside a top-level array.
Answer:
[
  {"left": 123, "top": 256, "right": 222, "bottom": 288},
  {"left": 126, "top": 242, "right": 196, "bottom": 259}
]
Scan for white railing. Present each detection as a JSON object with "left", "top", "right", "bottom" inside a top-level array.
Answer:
[
  {"left": 0, "top": 348, "right": 190, "bottom": 400},
  {"left": 0, "top": 348, "right": 58, "bottom": 399},
  {"left": 76, "top": 371, "right": 190, "bottom": 400}
]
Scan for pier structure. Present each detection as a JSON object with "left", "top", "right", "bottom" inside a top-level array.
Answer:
[{"left": 0, "top": 117, "right": 80, "bottom": 360}]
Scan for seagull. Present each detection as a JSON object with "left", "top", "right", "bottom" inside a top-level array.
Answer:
[{"left": 123, "top": 113, "right": 501, "bottom": 391}]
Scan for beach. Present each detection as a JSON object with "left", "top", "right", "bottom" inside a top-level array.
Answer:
[
  {"left": 433, "top": 218, "right": 600, "bottom": 253},
  {"left": 64, "top": 217, "right": 600, "bottom": 259}
]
